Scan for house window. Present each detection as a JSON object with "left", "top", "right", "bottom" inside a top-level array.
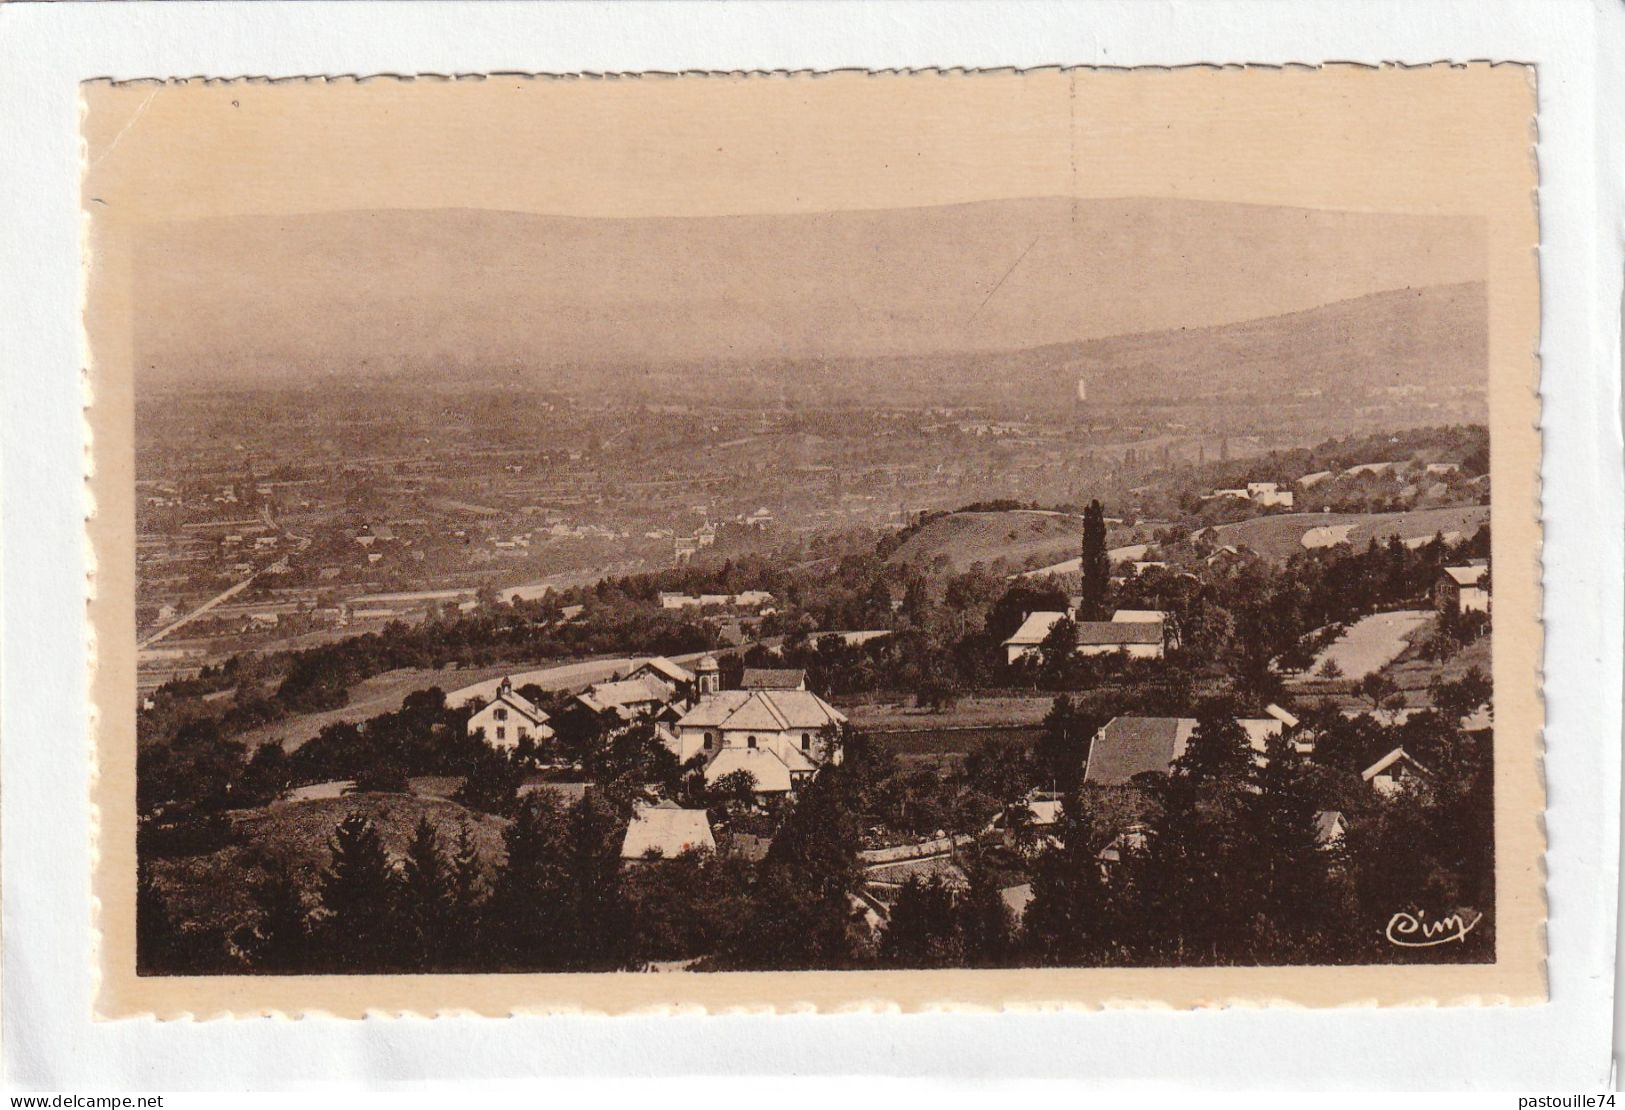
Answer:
[
  {"left": 495, "top": 726, "right": 506, "bottom": 741},
  {"left": 704, "top": 732, "right": 715, "bottom": 749},
  {"left": 518, "top": 727, "right": 529, "bottom": 741},
  {"left": 494, "top": 707, "right": 508, "bottom": 721},
  {"left": 747, "top": 736, "right": 758, "bottom": 749},
  {"left": 801, "top": 733, "right": 811, "bottom": 751}
]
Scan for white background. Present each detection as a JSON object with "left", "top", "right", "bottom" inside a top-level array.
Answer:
[{"left": 1, "top": 0, "right": 1621, "bottom": 1092}]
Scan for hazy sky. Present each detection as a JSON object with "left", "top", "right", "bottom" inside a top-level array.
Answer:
[
  {"left": 84, "top": 66, "right": 1533, "bottom": 222},
  {"left": 81, "top": 66, "right": 1534, "bottom": 385}
]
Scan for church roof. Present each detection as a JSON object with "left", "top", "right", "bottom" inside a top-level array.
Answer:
[
  {"left": 677, "top": 688, "right": 846, "bottom": 732},
  {"left": 704, "top": 747, "right": 794, "bottom": 793}
]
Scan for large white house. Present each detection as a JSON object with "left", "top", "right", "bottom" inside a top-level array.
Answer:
[
  {"left": 466, "top": 677, "right": 554, "bottom": 751},
  {"left": 667, "top": 679, "right": 846, "bottom": 795}
]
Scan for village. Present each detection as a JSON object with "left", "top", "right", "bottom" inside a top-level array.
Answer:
[{"left": 133, "top": 435, "right": 1495, "bottom": 974}]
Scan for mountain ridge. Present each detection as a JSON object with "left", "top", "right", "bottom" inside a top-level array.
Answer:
[{"left": 132, "top": 196, "right": 1487, "bottom": 388}]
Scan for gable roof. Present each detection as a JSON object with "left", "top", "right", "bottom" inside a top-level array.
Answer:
[
  {"left": 740, "top": 667, "right": 807, "bottom": 690},
  {"left": 1084, "top": 716, "right": 1198, "bottom": 786},
  {"left": 674, "top": 690, "right": 749, "bottom": 728},
  {"left": 1074, "top": 621, "right": 1163, "bottom": 646},
  {"left": 479, "top": 687, "right": 549, "bottom": 726},
  {"left": 1264, "top": 703, "right": 1300, "bottom": 728},
  {"left": 1361, "top": 747, "right": 1431, "bottom": 782},
  {"left": 1444, "top": 564, "right": 1489, "bottom": 587},
  {"left": 677, "top": 689, "right": 846, "bottom": 733},
  {"left": 717, "top": 695, "right": 792, "bottom": 732},
  {"left": 1314, "top": 810, "right": 1347, "bottom": 844},
  {"left": 1003, "top": 610, "right": 1067, "bottom": 648},
  {"left": 704, "top": 746, "right": 794, "bottom": 793},
  {"left": 621, "top": 805, "right": 716, "bottom": 859},
  {"left": 632, "top": 656, "right": 696, "bottom": 685},
  {"left": 579, "top": 673, "right": 672, "bottom": 712}
]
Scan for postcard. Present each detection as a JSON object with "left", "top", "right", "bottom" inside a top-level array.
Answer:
[{"left": 82, "top": 65, "right": 1542, "bottom": 1016}]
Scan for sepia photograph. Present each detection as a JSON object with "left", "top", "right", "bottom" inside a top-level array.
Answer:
[{"left": 81, "top": 64, "right": 1544, "bottom": 1014}]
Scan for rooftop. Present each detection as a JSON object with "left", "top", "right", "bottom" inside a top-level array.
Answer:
[
  {"left": 1084, "top": 716, "right": 1198, "bottom": 786},
  {"left": 621, "top": 804, "right": 716, "bottom": 860},
  {"left": 740, "top": 667, "right": 807, "bottom": 691},
  {"left": 1074, "top": 621, "right": 1163, "bottom": 646}
]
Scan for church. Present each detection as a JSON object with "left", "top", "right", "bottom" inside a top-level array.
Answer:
[{"left": 664, "top": 655, "right": 846, "bottom": 796}]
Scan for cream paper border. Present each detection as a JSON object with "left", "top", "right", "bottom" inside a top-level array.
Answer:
[{"left": 83, "top": 64, "right": 1544, "bottom": 1018}]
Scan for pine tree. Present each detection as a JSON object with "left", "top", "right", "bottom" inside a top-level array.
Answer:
[
  {"left": 1022, "top": 797, "right": 1110, "bottom": 965},
  {"left": 486, "top": 792, "right": 573, "bottom": 970},
  {"left": 1078, "top": 500, "right": 1111, "bottom": 620},
  {"left": 957, "top": 862, "right": 1013, "bottom": 967},
  {"left": 316, "top": 812, "right": 402, "bottom": 972},
  {"left": 246, "top": 868, "right": 313, "bottom": 972},
  {"left": 1174, "top": 713, "right": 1253, "bottom": 786},
  {"left": 563, "top": 794, "right": 633, "bottom": 971},
  {"left": 722, "top": 766, "right": 864, "bottom": 970},
  {"left": 880, "top": 875, "right": 963, "bottom": 968},
  {"left": 400, "top": 817, "right": 456, "bottom": 970},
  {"left": 449, "top": 820, "right": 487, "bottom": 928}
]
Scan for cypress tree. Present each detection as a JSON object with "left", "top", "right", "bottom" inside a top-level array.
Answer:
[{"left": 1078, "top": 500, "right": 1111, "bottom": 620}]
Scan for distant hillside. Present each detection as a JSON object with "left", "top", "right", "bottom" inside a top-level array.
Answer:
[
  {"left": 1210, "top": 505, "right": 1491, "bottom": 561},
  {"left": 715, "top": 281, "right": 1486, "bottom": 408},
  {"left": 887, "top": 509, "right": 1167, "bottom": 574},
  {"left": 1044, "top": 281, "right": 1487, "bottom": 402},
  {"left": 136, "top": 196, "right": 1486, "bottom": 394},
  {"left": 887, "top": 511, "right": 1083, "bottom": 573}
]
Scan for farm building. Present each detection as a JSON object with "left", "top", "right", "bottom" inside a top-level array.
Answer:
[
  {"left": 1003, "top": 607, "right": 1174, "bottom": 663},
  {"left": 1083, "top": 710, "right": 1309, "bottom": 786},
  {"left": 1074, "top": 621, "right": 1165, "bottom": 659},
  {"left": 1002, "top": 610, "right": 1070, "bottom": 663},
  {"left": 626, "top": 656, "right": 698, "bottom": 701},
  {"left": 1437, "top": 562, "right": 1490, "bottom": 615},
  {"left": 1084, "top": 716, "right": 1199, "bottom": 786},
  {"left": 572, "top": 673, "right": 679, "bottom": 723}
]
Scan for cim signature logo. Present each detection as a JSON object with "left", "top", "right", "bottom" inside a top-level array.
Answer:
[{"left": 1385, "top": 908, "right": 1484, "bottom": 948}]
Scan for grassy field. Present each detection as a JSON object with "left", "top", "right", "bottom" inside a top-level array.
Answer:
[
  {"left": 148, "top": 792, "right": 510, "bottom": 937},
  {"left": 1289, "top": 616, "right": 1490, "bottom": 711},
  {"left": 1307, "top": 610, "right": 1433, "bottom": 682},
  {"left": 840, "top": 693, "right": 1056, "bottom": 732},
  {"left": 872, "top": 725, "right": 1046, "bottom": 769},
  {"left": 887, "top": 510, "right": 1081, "bottom": 573},
  {"left": 887, "top": 509, "right": 1161, "bottom": 575},
  {"left": 233, "top": 663, "right": 520, "bottom": 752},
  {"left": 235, "top": 652, "right": 654, "bottom": 752},
  {"left": 1382, "top": 625, "right": 1492, "bottom": 703},
  {"left": 1211, "top": 505, "right": 1489, "bottom": 561}
]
